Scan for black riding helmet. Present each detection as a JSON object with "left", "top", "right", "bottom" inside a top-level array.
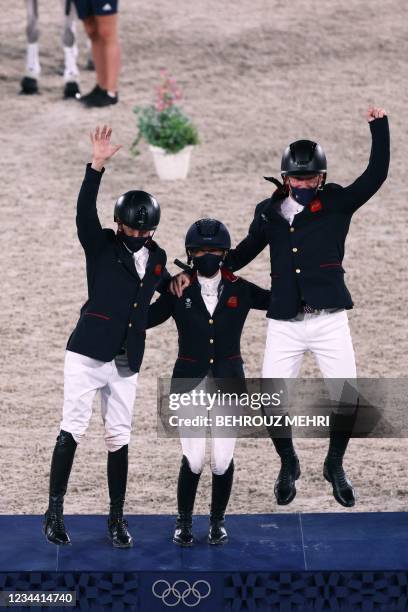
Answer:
[
  {"left": 281, "top": 139, "right": 327, "bottom": 178},
  {"left": 114, "top": 191, "right": 161, "bottom": 230},
  {"left": 184, "top": 218, "right": 231, "bottom": 268},
  {"left": 185, "top": 218, "right": 231, "bottom": 253}
]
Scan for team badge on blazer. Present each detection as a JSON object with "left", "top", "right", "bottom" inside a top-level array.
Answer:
[
  {"left": 310, "top": 199, "right": 323, "bottom": 213},
  {"left": 185, "top": 297, "right": 192, "bottom": 309},
  {"left": 154, "top": 264, "right": 162, "bottom": 276},
  {"left": 227, "top": 296, "right": 238, "bottom": 308}
]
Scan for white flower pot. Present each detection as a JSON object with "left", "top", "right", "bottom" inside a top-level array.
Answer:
[{"left": 149, "top": 145, "right": 194, "bottom": 180}]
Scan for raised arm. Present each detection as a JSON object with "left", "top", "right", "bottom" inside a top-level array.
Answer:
[
  {"left": 223, "top": 201, "right": 269, "bottom": 272},
  {"left": 77, "top": 125, "right": 122, "bottom": 253},
  {"left": 336, "top": 108, "right": 390, "bottom": 213}
]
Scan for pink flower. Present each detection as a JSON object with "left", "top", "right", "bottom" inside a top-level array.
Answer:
[{"left": 153, "top": 70, "right": 184, "bottom": 111}]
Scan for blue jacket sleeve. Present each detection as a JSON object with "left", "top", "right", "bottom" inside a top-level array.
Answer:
[
  {"left": 76, "top": 164, "right": 107, "bottom": 254},
  {"left": 155, "top": 267, "right": 172, "bottom": 294},
  {"left": 248, "top": 281, "right": 271, "bottom": 310},
  {"left": 335, "top": 116, "right": 390, "bottom": 213},
  {"left": 147, "top": 293, "right": 175, "bottom": 328},
  {"left": 224, "top": 201, "right": 270, "bottom": 272}
]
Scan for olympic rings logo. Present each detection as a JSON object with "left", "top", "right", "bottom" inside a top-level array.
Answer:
[{"left": 152, "top": 579, "right": 211, "bottom": 607}]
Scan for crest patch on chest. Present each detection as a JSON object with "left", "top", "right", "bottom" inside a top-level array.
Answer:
[
  {"left": 227, "top": 295, "right": 238, "bottom": 308},
  {"left": 310, "top": 199, "right": 323, "bottom": 213},
  {"left": 185, "top": 297, "right": 192, "bottom": 309}
]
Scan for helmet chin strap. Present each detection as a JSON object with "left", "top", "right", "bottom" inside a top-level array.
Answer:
[
  {"left": 281, "top": 176, "right": 291, "bottom": 197},
  {"left": 317, "top": 175, "right": 325, "bottom": 190},
  {"left": 146, "top": 229, "right": 155, "bottom": 244}
]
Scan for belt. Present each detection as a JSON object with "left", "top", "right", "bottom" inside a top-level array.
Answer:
[
  {"left": 300, "top": 302, "right": 318, "bottom": 314},
  {"left": 291, "top": 303, "right": 344, "bottom": 321},
  {"left": 300, "top": 301, "right": 344, "bottom": 314}
]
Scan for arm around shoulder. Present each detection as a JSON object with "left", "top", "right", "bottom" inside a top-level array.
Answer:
[
  {"left": 248, "top": 280, "right": 271, "bottom": 310},
  {"left": 224, "top": 201, "right": 270, "bottom": 272},
  {"left": 147, "top": 292, "right": 175, "bottom": 328}
]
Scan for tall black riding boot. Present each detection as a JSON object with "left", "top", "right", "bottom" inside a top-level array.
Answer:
[
  {"left": 324, "top": 410, "right": 357, "bottom": 507},
  {"left": 43, "top": 430, "right": 77, "bottom": 545},
  {"left": 208, "top": 460, "right": 234, "bottom": 545},
  {"left": 173, "top": 456, "right": 201, "bottom": 547},
  {"left": 270, "top": 431, "right": 300, "bottom": 505},
  {"left": 107, "top": 445, "right": 133, "bottom": 548}
]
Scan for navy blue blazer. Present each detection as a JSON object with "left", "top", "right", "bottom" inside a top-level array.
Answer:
[
  {"left": 147, "top": 268, "right": 270, "bottom": 380},
  {"left": 224, "top": 117, "right": 390, "bottom": 320},
  {"left": 66, "top": 164, "right": 170, "bottom": 372}
]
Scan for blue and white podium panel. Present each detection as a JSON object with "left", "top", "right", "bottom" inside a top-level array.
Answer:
[{"left": 0, "top": 513, "right": 407, "bottom": 611}]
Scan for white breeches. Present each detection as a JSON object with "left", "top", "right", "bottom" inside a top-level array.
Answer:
[
  {"left": 262, "top": 310, "right": 357, "bottom": 414},
  {"left": 60, "top": 350, "right": 138, "bottom": 452}
]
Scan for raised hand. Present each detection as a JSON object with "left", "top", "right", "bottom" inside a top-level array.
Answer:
[
  {"left": 366, "top": 107, "right": 387, "bottom": 122},
  {"left": 90, "top": 125, "right": 122, "bottom": 171}
]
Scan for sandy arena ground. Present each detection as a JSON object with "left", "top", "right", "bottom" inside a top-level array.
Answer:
[{"left": 0, "top": 0, "right": 407, "bottom": 517}]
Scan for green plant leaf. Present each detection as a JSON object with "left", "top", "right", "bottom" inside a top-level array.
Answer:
[{"left": 131, "top": 104, "right": 199, "bottom": 155}]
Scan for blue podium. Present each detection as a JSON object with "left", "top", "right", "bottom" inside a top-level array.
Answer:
[{"left": 0, "top": 513, "right": 407, "bottom": 610}]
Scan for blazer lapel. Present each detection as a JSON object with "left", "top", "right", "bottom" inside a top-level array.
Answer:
[
  {"left": 115, "top": 240, "right": 140, "bottom": 280},
  {"left": 267, "top": 194, "right": 323, "bottom": 228},
  {"left": 188, "top": 278, "right": 212, "bottom": 316},
  {"left": 213, "top": 278, "right": 235, "bottom": 315},
  {"left": 144, "top": 248, "right": 156, "bottom": 278},
  {"left": 265, "top": 197, "right": 291, "bottom": 226}
]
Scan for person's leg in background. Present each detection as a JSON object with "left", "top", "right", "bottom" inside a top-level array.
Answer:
[
  {"left": 308, "top": 310, "right": 358, "bottom": 507},
  {"left": 94, "top": 14, "right": 120, "bottom": 95},
  {"left": 75, "top": 0, "right": 120, "bottom": 107},
  {"left": 79, "top": 14, "right": 103, "bottom": 101},
  {"left": 83, "top": 17, "right": 103, "bottom": 83}
]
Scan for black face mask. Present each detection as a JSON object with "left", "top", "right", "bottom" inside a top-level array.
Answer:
[
  {"left": 120, "top": 234, "right": 148, "bottom": 253},
  {"left": 192, "top": 253, "right": 223, "bottom": 277}
]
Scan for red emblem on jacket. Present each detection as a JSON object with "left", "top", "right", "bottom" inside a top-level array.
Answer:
[
  {"left": 227, "top": 296, "right": 238, "bottom": 308},
  {"left": 154, "top": 264, "right": 162, "bottom": 276},
  {"left": 310, "top": 199, "right": 323, "bottom": 213}
]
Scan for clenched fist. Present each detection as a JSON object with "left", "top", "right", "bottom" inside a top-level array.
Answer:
[{"left": 366, "top": 107, "right": 387, "bottom": 122}]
